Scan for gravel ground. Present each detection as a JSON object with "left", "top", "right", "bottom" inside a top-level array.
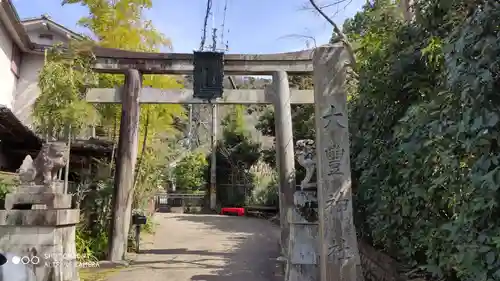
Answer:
[{"left": 105, "top": 213, "right": 282, "bottom": 281}]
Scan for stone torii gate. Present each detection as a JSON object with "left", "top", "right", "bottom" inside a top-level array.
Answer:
[{"left": 86, "top": 44, "right": 362, "bottom": 281}]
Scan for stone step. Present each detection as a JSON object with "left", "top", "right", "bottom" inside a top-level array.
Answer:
[{"left": 5, "top": 193, "right": 72, "bottom": 210}]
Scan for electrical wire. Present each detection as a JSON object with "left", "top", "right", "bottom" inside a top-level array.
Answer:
[
  {"left": 199, "top": 0, "right": 213, "bottom": 51},
  {"left": 220, "top": 0, "right": 229, "bottom": 50}
]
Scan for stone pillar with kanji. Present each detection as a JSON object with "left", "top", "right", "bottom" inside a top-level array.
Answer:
[{"left": 313, "top": 44, "right": 364, "bottom": 281}]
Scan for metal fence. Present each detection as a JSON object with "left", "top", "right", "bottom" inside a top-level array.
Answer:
[
  {"left": 154, "top": 192, "right": 206, "bottom": 212},
  {"left": 216, "top": 183, "right": 254, "bottom": 207}
]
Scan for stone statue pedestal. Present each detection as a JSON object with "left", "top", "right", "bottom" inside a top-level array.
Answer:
[
  {"left": 0, "top": 181, "right": 80, "bottom": 281},
  {"left": 5, "top": 190, "right": 72, "bottom": 210},
  {"left": 287, "top": 139, "right": 320, "bottom": 281}
]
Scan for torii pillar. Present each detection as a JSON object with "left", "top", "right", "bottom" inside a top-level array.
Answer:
[{"left": 271, "top": 71, "right": 296, "bottom": 260}]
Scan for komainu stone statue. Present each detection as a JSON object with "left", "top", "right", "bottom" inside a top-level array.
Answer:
[
  {"left": 296, "top": 139, "right": 316, "bottom": 189},
  {"left": 17, "top": 155, "right": 36, "bottom": 184},
  {"left": 17, "top": 142, "right": 68, "bottom": 186}
]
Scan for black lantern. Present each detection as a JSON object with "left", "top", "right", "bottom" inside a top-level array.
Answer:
[{"left": 193, "top": 51, "right": 224, "bottom": 100}]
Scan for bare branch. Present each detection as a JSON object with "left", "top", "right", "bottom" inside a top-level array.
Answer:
[
  {"left": 308, "top": 0, "right": 342, "bottom": 35},
  {"left": 278, "top": 33, "right": 318, "bottom": 49},
  {"left": 333, "top": 0, "right": 354, "bottom": 17},
  {"left": 306, "top": 0, "right": 357, "bottom": 67},
  {"left": 299, "top": 0, "right": 352, "bottom": 11}
]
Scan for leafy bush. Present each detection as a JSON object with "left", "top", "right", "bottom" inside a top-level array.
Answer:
[
  {"left": 347, "top": 1, "right": 500, "bottom": 280},
  {"left": 0, "top": 180, "right": 12, "bottom": 210},
  {"left": 247, "top": 161, "right": 278, "bottom": 206},
  {"left": 0, "top": 180, "right": 12, "bottom": 200},
  {"left": 214, "top": 105, "right": 261, "bottom": 207},
  {"left": 75, "top": 179, "right": 114, "bottom": 260},
  {"left": 173, "top": 152, "right": 208, "bottom": 192}
]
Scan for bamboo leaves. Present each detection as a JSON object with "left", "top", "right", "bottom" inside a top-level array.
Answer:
[{"left": 35, "top": 43, "right": 99, "bottom": 138}]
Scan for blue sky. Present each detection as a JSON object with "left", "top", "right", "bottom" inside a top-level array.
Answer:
[{"left": 13, "top": 0, "right": 364, "bottom": 54}]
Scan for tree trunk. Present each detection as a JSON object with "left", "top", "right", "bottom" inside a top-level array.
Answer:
[
  {"left": 107, "top": 69, "right": 141, "bottom": 262},
  {"left": 313, "top": 44, "right": 363, "bottom": 281},
  {"left": 400, "top": 0, "right": 414, "bottom": 22}
]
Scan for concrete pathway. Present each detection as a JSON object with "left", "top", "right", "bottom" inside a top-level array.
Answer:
[{"left": 105, "top": 213, "right": 281, "bottom": 281}]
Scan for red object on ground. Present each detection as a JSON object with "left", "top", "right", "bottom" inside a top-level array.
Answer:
[{"left": 220, "top": 207, "right": 245, "bottom": 216}]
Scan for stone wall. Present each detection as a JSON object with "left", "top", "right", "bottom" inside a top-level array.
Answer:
[{"left": 358, "top": 239, "right": 405, "bottom": 281}]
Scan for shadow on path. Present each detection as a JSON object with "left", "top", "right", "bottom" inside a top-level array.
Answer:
[
  {"left": 105, "top": 213, "right": 281, "bottom": 281},
  {"left": 172, "top": 214, "right": 281, "bottom": 281}
]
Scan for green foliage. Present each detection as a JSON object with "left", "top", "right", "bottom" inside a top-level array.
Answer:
[
  {"left": 62, "top": 0, "right": 185, "bottom": 142},
  {"left": 35, "top": 41, "right": 99, "bottom": 137},
  {"left": 344, "top": 1, "right": 500, "bottom": 280},
  {"left": 255, "top": 75, "right": 314, "bottom": 183},
  {"left": 247, "top": 161, "right": 278, "bottom": 206},
  {"left": 62, "top": 0, "right": 170, "bottom": 51},
  {"left": 35, "top": 0, "right": 187, "bottom": 262},
  {"left": 61, "top": 0, "right": 186, "bottom": 232},
  {"left": 141, "top": 215, "right": 157, "bottom": 234},
  {"left": 0, "top": 184, "right": 10, "bottom": 200},
  {"left": 220, "top": 105, "right": 261, "bottom": 168},
  {"left": 63, "top": 0, "right": 187, "bottom": 213},
  {"left": 76, "top": 179, "right": 114, "bottom": 260},
  {"left": 133, "top": 150, "right": 165, "bottom": 208},
  {"left": 173, "top": 152, "right": 208, "bottom": 192},
  {"left": 0, "top": 180, "right": 12, "bottom": 206},
  {"left": 76, "top": 228, "right": 106, "bottom": 262},
  {"left": 215, "top": 105, "right": 261, "bottom": 206}
]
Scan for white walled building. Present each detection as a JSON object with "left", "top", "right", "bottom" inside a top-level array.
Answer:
[
  {"left": 0, "top": 0, "right": 83, "bottom": 171},
  {"left": 13, "top": 15, "right": 83, "bottom": 126}
]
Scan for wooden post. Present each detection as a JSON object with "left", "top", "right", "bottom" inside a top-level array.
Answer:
[
  {"left": 63, "top": 125, "right": 72, "bottom": 194},
  {"left": 313, "top": 45, "right": 363, "bottom": 281},
  {"left": 209, "top": 103, "right": 217, "bottom": 210},
  {"left": 271, "top": 71, "right": 295, "bottom": 265},
  {"left": 108, "top": 68, "right": 141, "bottom": 261}
]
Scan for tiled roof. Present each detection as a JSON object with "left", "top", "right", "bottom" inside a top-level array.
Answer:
[
  {"left": 20, "top": 14, "right": 84, "bottom": 39},
  {"left": 0, "top": 106, "right": 41, "bottom": 149}
]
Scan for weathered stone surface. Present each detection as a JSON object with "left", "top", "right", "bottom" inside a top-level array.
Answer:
[
  {"left": 296, "top": 139, "right": 316, "bottom": 189},
  {"left": 358, "top": 240, "right": 403, "bottom": 281},
  {"left": 0, "top": 209, "right": 79, "bottom": 226},
  {"left": 17, "top": 142, "right": 68, "bottom": 187},
  {"left": 0, "top": 224, "right": 79, "bottom": 281},
  {"left": 313, "top": 44, "right": 363, "bottom": 280},
  {"left": 287, "top": 139, "right": 320, "bottom": 281},
  {"left": 87, "top": 87, "right": 315, "bottom": 104},
  {"left": 16, "top": 183, "right": 64, "bottom": 194},
  {"left": 288, "top": 217, "right": 319, "bottom": 264},
  {"left": 271, "top": 71, "right": 296, "bottom": 264},
  {"left": 17, "top": 155, "right": 36, "bottom": 184},
  {"left": 5, "top": 193, "right": 72, "bottom": 210},
  {"left": 91, "top": 46, "right": 314, "bottom": 75}
]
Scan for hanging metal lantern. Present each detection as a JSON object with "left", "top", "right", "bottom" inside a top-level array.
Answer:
[{"left": 193, "top": 51, "right": 224, "bottom": 100}]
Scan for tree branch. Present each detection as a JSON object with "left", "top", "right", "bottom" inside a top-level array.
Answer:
[
  {"left": 300, "top": 0, "right": 351, "bottom": 11},
  {"left": 308, "top": 0, "right": 341, "bottom": 34},
  {"left": 279, "top": 33, "right": 318, "bottom": 49},
  {"left": 307, "top": 0, "right": 357, "bottom": 67}
]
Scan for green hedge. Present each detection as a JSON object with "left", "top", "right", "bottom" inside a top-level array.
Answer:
[{"left": 348, "top": 1, "right": 500, "bottom": 280}]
